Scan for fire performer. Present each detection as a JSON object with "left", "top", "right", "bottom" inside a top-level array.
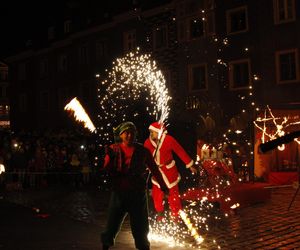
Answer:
[
  {"left": 144, "top": 122, "right": 197, "bottom": 221},
  {"left": 101, "top": 121, "right": 168, "bottom": 250}
]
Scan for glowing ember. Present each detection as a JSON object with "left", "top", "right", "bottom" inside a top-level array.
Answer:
[{"left": 64, "top": 97, "right": 96, "bottom": 133}]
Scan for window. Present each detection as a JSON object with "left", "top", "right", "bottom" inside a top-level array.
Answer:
[
  {"left": 227, "top": 6, "right": 248, "bottom": 35},
  {"left": 18, "top": 63, "right": 26, "bottom": 80},
  {"left": 276, "top": 49, "right": 299, "bottom": 84},
  {"left": 48, "top": 26, "right": 55, "bottom": 40},
  {"left": 189, "top": 17, "right": 204, "bottom": 39},
  {"left": 188, "top": 64, "right": 208, "bottom": 91},
  {"left": 205, "top": 11, "right": 215, "bottom": 36},
  {"left": 95, "top": 41, "right": 107, "bottom": 61},
  {"left": 0, "top": 69, "right": 8, "bottom": 81},
  {"left": 78, "top": 45, "right": 89, "bottom": 65},
  {"left": 0, "top": 85, "right": 7, "bottom": 98},
  {"left": 161, "top": 69, "right": 172, "bottom": 89},
  {"left": 123, "top": 30, "right": 136, "bottom": 52},
  {"left": 39, "top": 91, "right": 49, "bottom": 111},
  {"left": 79, "top": 82, "right": 91, "bottom": 103},
  {"left": 39, "top": 59, "right": 48, "bottom": 77},
  {"left": 58, "top": 54, "right": 68, "bottom": 72},
  {"left": 0, "top": 105, "right": 9, "bottom": 116},
  {"left": 177, "top": 20, "right": 187, "bottom": 42},
  {"left": 274, "top": 0, "right": 295, "bottom": 24},
  {"left": 64, "top": 20, "right": 72, "bottom": 34},
  {"left": 19, "top": 93, "right": 27, "bottom": 112},
  {"left": 58, "top": 88, "right": 69, "bottom": 108},
  {"left": 153, "top": 26, "right": 168, "bottom": 50},
  {"left": 229, "top": 59, "right": 251, "bottom": 89}
]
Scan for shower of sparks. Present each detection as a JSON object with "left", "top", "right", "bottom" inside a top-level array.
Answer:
[
  {"left": 64, "top": 97, "right": 96, "bottom": 133},
  {"left": 254, "top": 105, "right": 300, "bottom": 150},
  {"left": 96, "top": 48, "right": 171, "bottom": 143},
  {"left": 148, "top": 156, "right": 238, "bottom": 249}
]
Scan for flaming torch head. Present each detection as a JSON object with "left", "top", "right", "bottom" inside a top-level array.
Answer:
[
  {"left": 0, "top": 163, "right": 5, "bottom": 174},
  {"left": 64, "top": 97, "right": 96, "bottom": 133}
]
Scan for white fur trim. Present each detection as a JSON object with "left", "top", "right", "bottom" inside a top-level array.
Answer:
[
  {"left": 149, "top": 125, "right": 168, "bottom": 134},
  {"left": 149, "top": 133, "right": 166, "bottom": 165},
  {"left": 152, "top": 168, "right": 181, "bottom": 189},
  {"left": 149, "top": 125, "right": 161, "bottom": 133},
  {"left": 165, "top": 160, "right": 175, "bottom": 169},
  {"left": 186, "top": 160, "right": 194, "bottom": 168}
]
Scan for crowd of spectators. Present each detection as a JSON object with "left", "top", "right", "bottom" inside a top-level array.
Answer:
[{"left": 0, "top": 129, "right": 107, "bottom": 190}]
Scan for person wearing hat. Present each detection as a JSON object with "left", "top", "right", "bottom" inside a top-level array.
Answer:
[
  {"left": 101, "top": 121, "right": 168, "bottom": 250},
  {"left": 144, "top": 121, "right": 197, "bottom": 221}
]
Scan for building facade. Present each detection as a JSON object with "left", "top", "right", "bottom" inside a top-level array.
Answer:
[
  {"left": 4, "top": 0, "right": 300, "bottom": 141},
  {"left": 0, "top": 61, "right": 9, "bottom": 129}
]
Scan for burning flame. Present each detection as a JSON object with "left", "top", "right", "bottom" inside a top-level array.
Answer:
[
  {"left": 64, "top": 97, "right": 96, "bottom": 133},
  {"left": 0, "top": 164, "right": 5, "bottom": 174}
]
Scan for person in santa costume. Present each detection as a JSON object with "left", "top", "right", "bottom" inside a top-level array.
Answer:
[
  {"left": 101, "top": 121, "right": 168, "bottom": 250},
  {"left": 144, "top": 121, "right": 197, "bottom": 220}
]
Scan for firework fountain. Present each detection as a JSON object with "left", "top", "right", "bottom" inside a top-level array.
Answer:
[
  {"left": 65, "top": 48, "right": 230, "bottom": 248},
  {"left": 96, "top": 48, "right": 170, "bottom": 145}
]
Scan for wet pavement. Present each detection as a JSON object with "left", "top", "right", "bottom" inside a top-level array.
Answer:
[{"left": 1, "top": 184, "right": 300, "bottom": 250}]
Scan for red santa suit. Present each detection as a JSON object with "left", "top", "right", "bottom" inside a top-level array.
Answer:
[{"left": 144, "top": 122, "right": 194, "bottom": 218}]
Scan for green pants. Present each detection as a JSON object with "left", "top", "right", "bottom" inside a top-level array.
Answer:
[{"left": 101, "top": 190, "right": 150, "bottom": 250}]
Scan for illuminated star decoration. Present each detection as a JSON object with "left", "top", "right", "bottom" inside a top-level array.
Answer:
[
  {"left": 254, "top": 105, "right": 300, "bottom": 150},
  {"left": 96, "top": 48, "right": 171, "bottom": 144}
]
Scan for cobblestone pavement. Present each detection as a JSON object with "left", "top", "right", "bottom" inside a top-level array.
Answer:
[{"left": 2, "top": 184, "right": 300, "bottom": 250}]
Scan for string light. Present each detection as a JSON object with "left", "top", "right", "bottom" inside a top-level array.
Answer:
[{"left": 254, "top": 105, "right": 300, "bottom": 149}]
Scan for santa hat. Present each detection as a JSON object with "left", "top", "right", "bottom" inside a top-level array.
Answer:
[{"left": 149, "top": 122, "right": 167, "bottom": 133}]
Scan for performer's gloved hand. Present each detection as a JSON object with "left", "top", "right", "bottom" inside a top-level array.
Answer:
[{"left": 189, "top": 165, "right": 198, "bottom": 174}]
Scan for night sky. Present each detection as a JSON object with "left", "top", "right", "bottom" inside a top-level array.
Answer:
[
  {"left": 1, "top": 1, "right": 64, "bottom": 57},
  {"left": 0, "top": 0, "right": 171, "bottom": 58}
]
